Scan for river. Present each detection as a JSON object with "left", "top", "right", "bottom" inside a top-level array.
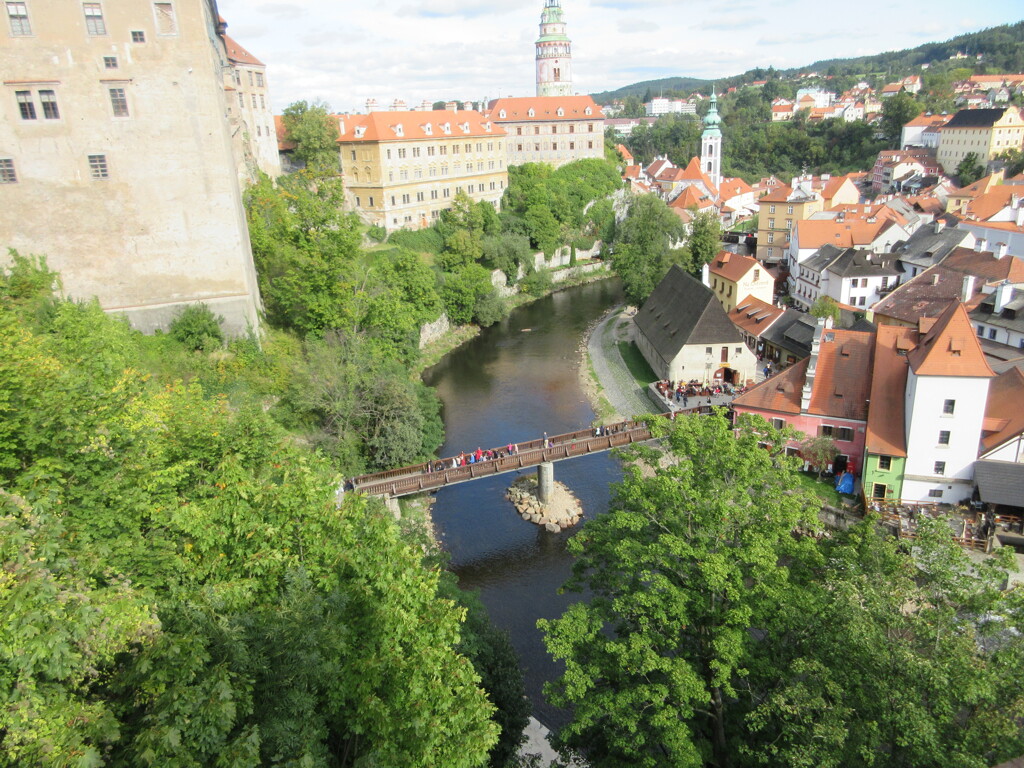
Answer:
[{"left": 423, "top": 277, "right": 625, "bottom": 729}]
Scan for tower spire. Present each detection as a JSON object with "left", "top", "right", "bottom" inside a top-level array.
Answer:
[
  {"left": 701, "top": 85, "right": 723, "bottom": 192},
  {"left": 535, "top": 0, "right": 572, "bottom": 97}
]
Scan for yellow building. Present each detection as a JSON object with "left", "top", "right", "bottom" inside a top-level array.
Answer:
[
  {"left": 755, "top": 185, "right": 822, "bottom": 264},
  {"left": 937, "top": 107, "right": 1024, "bottom": 173},
  {"left": 705, "top": 251, "right": 774, "bottom": 313},
  {"left": 336, "top": 109, "right": 507, "bottom": 231},
  {"left": 487, "top": 95, "right": 604, "bottom": 169}
]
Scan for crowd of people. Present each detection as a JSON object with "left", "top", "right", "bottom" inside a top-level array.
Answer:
[{"left": 654, "top": 379, "right": 746, "bottom": 408}]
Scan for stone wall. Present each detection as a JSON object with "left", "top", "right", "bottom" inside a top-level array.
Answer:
[{"left": 418, "top": 313, "right": 451, "bottom": 349}]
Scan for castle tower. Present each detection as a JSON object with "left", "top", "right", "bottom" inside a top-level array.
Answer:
[
  {"left": 701, "top": 89, "right": 723, "bottom": 191},
  {"left": 536, "top": 0, "right": 572, "bottom": 97}
]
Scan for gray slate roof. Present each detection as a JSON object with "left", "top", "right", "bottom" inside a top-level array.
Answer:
[
  {"left": 890, "top": 223, "right": 973, "bottom": 272},
  {"left": 974, "top": 459, "right": 1024, "bottom": 508},
  {"left": 635, "top": 265, "right": 743, "bottom": 360},
  {"left": 760, "top": 309, "right": 816, "bottom": 359},
  {"left": 971, "top": 287, "right": 1024, "bottom": 337},
  {"left": 943, "top": 108, "right": 1008, "bottom": 129}
]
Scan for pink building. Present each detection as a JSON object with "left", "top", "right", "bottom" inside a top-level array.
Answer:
[{"left": 732, "top": 323, "right": 874, "bottom": 477}]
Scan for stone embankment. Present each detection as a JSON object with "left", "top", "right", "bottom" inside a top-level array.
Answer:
[{"left": 507, "top": 476, "right": 583, "bottom": 532}]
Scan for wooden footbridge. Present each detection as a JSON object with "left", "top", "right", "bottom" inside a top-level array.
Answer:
[{"left": 347, "top": 406, "right": 717, "bottom": 499}]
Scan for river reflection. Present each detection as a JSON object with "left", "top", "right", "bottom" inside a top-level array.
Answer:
[{"left": 423, "top": 278, "right": 624, "bottom": 729}]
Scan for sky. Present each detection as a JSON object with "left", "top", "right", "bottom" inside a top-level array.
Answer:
[{"left": 215, "top": 0, "right": 1023, "bottom": 114}]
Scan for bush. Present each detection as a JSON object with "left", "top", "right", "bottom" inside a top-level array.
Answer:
[
  {"left": 572, "top": 236, "right": 596, "bottom": 252},
  {"left": 387, "top": 226, "right": 443, "bottom": 254},
  {"left": 169, "top": 303, "right": 224, "bottom": 352},
  {"left": 366, "top": 225, "right": 387, "bottom": 243},
  {"left": 519, "top": 267, "right": 552, "bottom": 297},
  {"left": 473, "top": 291, "right": 509, "bottom": 327}
]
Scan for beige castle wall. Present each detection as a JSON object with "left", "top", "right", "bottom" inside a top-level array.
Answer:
[{"left": 0, "top": 0, "right": 261, "bottom": 334}]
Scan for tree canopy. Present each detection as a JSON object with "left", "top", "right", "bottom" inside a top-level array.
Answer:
[
  {"left": 609, "top": 194, "right": 686, "bottom": 306},
  {"left": 282, "top": 100, "right": 340, "bottom": 172}
]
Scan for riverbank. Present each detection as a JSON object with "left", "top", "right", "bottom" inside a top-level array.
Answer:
[{"left": 579, "top": 304, "right": 659, "bottom": 422}]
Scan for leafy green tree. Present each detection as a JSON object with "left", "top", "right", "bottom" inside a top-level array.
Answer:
[
  {"left": 610, "top": 194, "right": 686, "bottom": 306},
  {"left": 799, "top": 434, "right": 839, "bottom": 477},
  {"left": 541, "top": 413, "right": 819, "bottom": 767},
  {"left": 282, "top": 99, "right": 339, "bottom": 171},
  {"left": 169, "top": 302, "right": 225, "bottom": 351},
  {"left": 996, "top": 147, "right": 1024, "bottom": 177},
  {"left": 686, "top": 209, "right": 722, "bottom": 275},
  {"left": 957, "top": 151, "right": 986, "bottom": 186},
  {"left": 880, "top": 92, "right": 922, "bottom": 146},
  {"left": 810, "top": 295, "right": 841, "bottom": 324},
  {"left": 524, "top": 204, "right": 561, "bottom": 255},
  {"left": 439, "top": 264, "right": 496, "bottom": 326},
  {"left": 482, "top": 233, "right": 533, "bottom": 280}
]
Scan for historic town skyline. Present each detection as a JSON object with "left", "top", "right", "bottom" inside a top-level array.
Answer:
[{"left": 217, "top": 0, "right": 1022, "bottom": 113}]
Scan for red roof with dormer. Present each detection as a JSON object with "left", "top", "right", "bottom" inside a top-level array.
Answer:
[
  {"left": 487, "top": 95, "right": 601, "bottom": 123},
  {"left": 906, "top": 301, "right": 994, "bottom": 378}
]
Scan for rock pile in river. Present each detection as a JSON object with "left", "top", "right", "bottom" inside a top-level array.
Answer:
[{"left": 506, "top": 476, "right": 583, "bottom": 532}]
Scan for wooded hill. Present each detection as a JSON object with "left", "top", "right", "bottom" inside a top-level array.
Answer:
[{"left": 592, "top": 19, "right": 1024, "bottom": 103}]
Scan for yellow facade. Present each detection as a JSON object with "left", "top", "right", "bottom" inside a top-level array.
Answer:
[
  {"left": 337, "top": 111, "right": 507, "bottom": 230},
  {"left": 709, "top": 261, "right": 774, "bottom": 313},
  {"left": 756, "top": 193, "right": 822, "bottom": 264},
  {"left": 937, "top": 108, "right": 1024, "bottom": 172}
]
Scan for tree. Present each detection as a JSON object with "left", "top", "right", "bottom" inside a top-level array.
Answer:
[
  {"left": 880, "top": 92, "right": 922, "bottom": 146},
  {"left": 799, "top": 434, "right": 839, "bottom": 477},
  {"left": 809, "top": 295, "right": 840, "bottom": 325},
  {"left": 957, "top": 152, "right": 986, "bottom": 186},
  {"left": 282, "top": 100, "right": 339, "bottom": 171},
  {"left": 686, "top": 209, "right": 722, "bottom": 275},
  {"left": 169, "top": 302, "right": 224, "bottom": 351},
  {"left": 996, "top": 147, "right": 1024, "bottom": 177},
  {"left": 610, "top": 194, "right": 686, "bottom": 306},
  {"left": 541, "top": 413, "right": 819, "bottom": 768}
]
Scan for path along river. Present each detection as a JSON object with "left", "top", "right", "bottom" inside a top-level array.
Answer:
[{"left": 423, "top": 277, "right": 625, "bottom": 729}]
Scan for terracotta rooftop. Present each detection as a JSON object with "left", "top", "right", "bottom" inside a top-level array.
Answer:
[
  {"left": 795, "top": 218, "right": 895, "bottom": 250},
  {"left": 982, "top": 368, "right": 1024, "bottom": 454},
  {"left": 221, "top": 32, "right": 264, "bottom": 67},
  {"left": 865, "top": 325, "right": 917, "bottom": 457},
  {"left": 274, "top": 115, "right": 296, "bottom": 151},
  {"left": 906, "top": 301, "right": 995, "bottom": 378},
  {"left": 709, "top": 250, "right": 761, "bottom": 283},
  {"left": 759, "top": 185, "right": 795, "bottom": 203},
  {"left": 732, "top": 358, "right": 805, "bottom": 415},
  {"left": 487, "top": 95, "right": 601, "bottom": 122},
  {"left": 729, "top": 296, "right": 785, "bottom": 338},
  {"left": 335, "top": 110, "right": 504, "bottom": 143}
]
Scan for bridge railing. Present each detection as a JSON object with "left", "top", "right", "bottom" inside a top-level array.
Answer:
[{"left": 350, "top": 407, "right": 720, "bottom": 497}]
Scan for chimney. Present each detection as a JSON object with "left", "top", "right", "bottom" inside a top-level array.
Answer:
[
  {"left": 701, "top": 262, "right": 710, "bottom": 287},
  {"left": 932, "top": 273, "right": 941, "bottom": 286},
  {"left": 1016, "top": 204, "right": 1024, "bottom": 227},
  {"left": 445, "top": 101, "right": 459, "bottom": 113},
  {"left": 933, "top": 218, "right": 945, "bottom": 235},
  {"left": 995, "top": 242, "right": 1008, "bottom": 258},
  {"left": 995, "top": 281, "right": 1014, "bottom": 313},
  {"left": 974, "top": 238, "right": 988, "bottom": 253},
  {"left": 801, "top": 321, "right": 827, "bottom": 412},
  {"left": 365, "top": 97, "right": 377, "bottom": 113},
  {"left": 961, "top": 275, "right": 976, "bottom": 302}
]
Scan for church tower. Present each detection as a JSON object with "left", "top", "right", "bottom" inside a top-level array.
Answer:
[
  {"left": 701, "top": 89, "right": 722, "bottom": 191},
  {"left": 536, "top": 0, "right": 572, "bottom": 97}
]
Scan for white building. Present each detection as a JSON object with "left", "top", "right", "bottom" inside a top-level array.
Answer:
[
  {"left": 645, "top": 97, "right": 696, "bottom": 116},
  {"left": 791, "top": 246, "right": 900, "bottom": 311},
  {"left": 900, "top": 303, "right": 994, "bottom": 504},
  {"left": 535, "top": 0, "right": 572, "bottom": 98}
]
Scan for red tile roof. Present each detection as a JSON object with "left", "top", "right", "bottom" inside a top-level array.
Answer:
[
  {"left": 720, "top": 177, "right": 753, "bottom": 199},
  {"left": 336, "top": 110, "right": 504, "bottom": 143},
  {"left": 906, "top": 301, "right": 995, "bottom": 378},
  {"left": 981, "top": 368, "right": 1024, "bottom": 453},
  {"left": 732, "top": 358, "right": 806, "bottom": 415},
  {"left": 805, "top": 329, "right": 875, "bottom": 420},
  {"left": 795, "top": 218, "right": 895, "bottom": 250},
  {"left": 865, "top": 325, "right": 917, "bottom": 456},
  {"left": 709, "top": 250, "right": 760, "bottom": 282},
  {"left": 487, "top": 95, "right": 601, "bottom": 123},
  {"left": 274, "top": 115, "right": 296, "bottom": 151},
  {"left": 729, "top": 296, "right": 785, "bottom": 337},
  {"left": 221, "top": 33, "right": 264, "bottom": 67},
  {"left": 759, "top": 185, "right": 795, "bottom": 203}
]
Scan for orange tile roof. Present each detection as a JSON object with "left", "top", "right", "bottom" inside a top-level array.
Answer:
[
  {"left": 820, "top": 175, "right": 854, "bottom": 202},
  {"left": 729, "top": 296, "right": 785, "bottom": 337},
  {"left": 950, "top": 172, "right": 1004, "bottom": 200},
  {"left": 904, "top": 113, "right": 952, "bottom": 128},
  {"left": 759, "top": 185, "right": 795, "bottom": 203},
  {"left": 865, "top": 325, "right": 917, "bottom": 456},
  {"left": 981, "top": 368, "right": 1024, "bottom": 453},
  {"left": 709, "top": 250, "right": 760, "bottom": 282},
  {"left": 487, "top": 95, "right": 601, "bottom": 123},
  {"left": 616, "top": 144, "right": 634, "bottom": 161},
  {"left": 720, "top": 176, "right": 753, "bottom": 199},
  {"left": 906, "top": 301, "right": 995, "bottom": 378},
  {"left": 806, "top": 329, "right": 875, "bottom": 421},
  {"left": 274, "top": 115, "right": 296, "bottom": 151},
  {"left": 336, "top": 110, "right": 505, "bottom": 143},
  {"left": 733, "top": 358, "right": 806, "bottom": 415},
  {"left": 670, "top": 185, "right": 716, "bottom": 211},
  {"left": 623, "top": 165, "right": 641, "bottom": 179},
  {"left": 221, "top": 33, "right": 264, "bottom": 67},
  {"left": 795, "top": 218, "right": 894, "bottom": 250}
]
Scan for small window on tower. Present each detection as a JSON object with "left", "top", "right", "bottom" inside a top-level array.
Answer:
[{"left": 553, "top": 67, "right": 560, "bottom": 82}]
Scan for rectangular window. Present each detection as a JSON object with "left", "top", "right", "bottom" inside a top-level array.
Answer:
[
  {"left": 109, "top": 87, "right": 128, "bottom": 117},
  {"left": 988, "top": 328, "right": 997, "bottom": 339},
  {"left": 131, "top": 29, "right": 145, "bottom": 42},
  {"left": 834, "top": 427, "right": 853, "bottom": 442},
  {"left": 39, "top": 90, "right": 58, "bottom": 119},
  {"left": 942, "top": 399, "right": 955, "bottom": 415},
  {"left": 355, "top": 196, "right": 360, "bottom": 207},
  {"left": 934, "top": 461, "right": 946, "bottom": 475},
  {"left": 416, "top": 191, "right": 424, "bottom": 202},
  {"left": 368, "top": 196, "right": 374, "bottom": 206},
  {"left": 256, "top": 72, "right": 264, "bottom": 87},
  {"left": 721, "top": 346, "right": 729, "bottom": 363},
  {"left": 6, "top": 2, "right": 30, "bottom": 35},
  {"left": 83, "top": 2, "right": 105, "bottom": 35},
  {"left": 247, "top": 71, "right": 253, "bottom": 87},
  {"left": 15, "top": 90, "right": 35, "bottom": 120},
  {"left": 398, "top": 148, "right": 406, "bottom": 158},
  {"left": 588, "top": 141, "right": 593, "bottom": 149},
  {"left": 88, "top": 154, "right": 108, "bottom": 179},
  {"left": 928, "top": 489, "right": 943, "bottom": 499},
  {"left": 878, "top": 455, "right": 892, "bottom": 471},
  {"left": 769, "top": 205, "right": 776, "bottom": 214},
  {"left": 768, "top": 219, "right": 775, "bottom": 228},
  {"left": 260, "top": 94, "right": 265, "bottom": 109},
  {"left": 977, "top": 325, "right": 984, "bottom": 337},
  {"left": 103, "top": 55, "right": 118, "bottom": 68},
  {"left": 0, "top": 158, "right": 16, "bottom": 183},
  {"left": 153, "top": 2, "right": 176, "bottom": 34},
  {"left": 237, "top": 92, "right": 243, "bottom": 108},
  {"left": 569, "top": 124, "right": 575, "bottom": 133},
  {"left": 787, "top": 205, "right": 794, "bottom": 214},
  {"left": 819, "top": 425, "right": 834, "bottom": 438},
  {"left": 251, "top": 94, "right": 257, "bottom": 108},
  {"left": 938, "top": 430, "right": 950, "bottom": 445},
  {"left": 770, "top": 418, "right": 785, "bottom": 430},
  {"left": 872, "top": 482, "right": 887, "bottom": 499},
  {"left": 412, "top": 147, "right": 421, "bottom": 158}
]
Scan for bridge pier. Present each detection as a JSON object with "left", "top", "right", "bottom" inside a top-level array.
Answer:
[{"left": 537, "top": 462, "right": 554, "bottom": 504}]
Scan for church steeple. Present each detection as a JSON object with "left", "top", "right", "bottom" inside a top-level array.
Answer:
[
  {"left": 701, "top": 88, "right": 722, "bottom": 191},
  {"left": 536, "top": 0, "right": 572, "bottom": 97}
]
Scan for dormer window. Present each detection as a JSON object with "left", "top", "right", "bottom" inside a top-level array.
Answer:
[
  {"left": 461, "top": 122, "right": 470, "bottom": 133},
  {"left": 354, "top": 126, "right": 366, "bottom": 138},
  {"left": 585, "top": 107, "right": 592, "bottom": 115},
  {"left": 484, "top": 122, "right": 491, "bottom": 132},
  {"left": 557, "top": 107, "right": 564, "bottom": 117},
  {"left": 442, "top": 122, "right": 451, "bottom": 134},
  {"left": 394, "top": 124, "right": 404, "bottom": 137},
  {"left": 423, "top": 124, "right": 432, "bottom": 135},
  {"left": 528, "top": 108, "right": 535, "bottom": 117},
  {"left": 499, "top": 109, "right": 506, "bottom": 119}
]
